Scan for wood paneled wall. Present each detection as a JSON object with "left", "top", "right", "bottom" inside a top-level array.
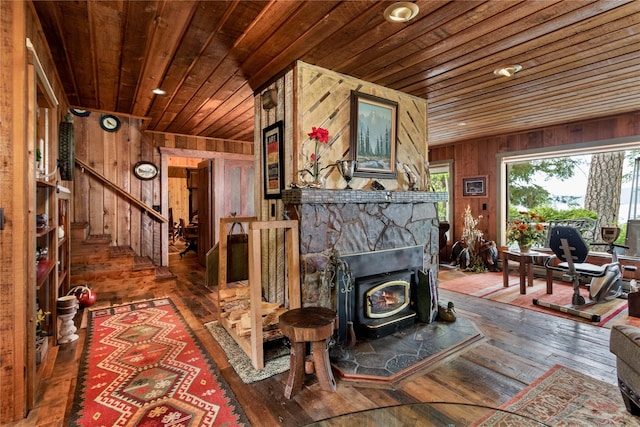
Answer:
[
  {"left": 1, "top": 2, "right": 69, "bottom": 422},
  {"left": 429, "top": 112, "right": 640, "bottom": 245},
  {"left": 1, "top": 4, "right": 29, "bottom": 422}
]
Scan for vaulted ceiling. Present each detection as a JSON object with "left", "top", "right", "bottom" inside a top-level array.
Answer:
[{"left": 32, "top": 0, "right": 640, "bottom": 146}]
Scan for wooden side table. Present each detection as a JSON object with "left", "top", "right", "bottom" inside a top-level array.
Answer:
[
  {"left": 502, "top": 250, "right": 554, "bottom": 295},
  {"left": 278, "top": 307, "right": 337, "bottom": 399}
]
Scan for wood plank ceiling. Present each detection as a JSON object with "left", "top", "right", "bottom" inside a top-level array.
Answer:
[{"left": 32, "top": 0, "right": 640, "bottom": 146}]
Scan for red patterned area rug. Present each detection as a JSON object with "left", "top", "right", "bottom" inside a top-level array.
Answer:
[
  {"left": 475, "top": 365, "right": 637, "bottom": 426},
  {"left": 439, "top": 271, "right": 640, "bottom": 328},
  {"left": 70, "top": 298, "right": 248, "bottom": 426}
]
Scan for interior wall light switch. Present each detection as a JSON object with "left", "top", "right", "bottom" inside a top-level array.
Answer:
[
  {"left": 271, "top": 202, "right": 276, "bottom": 218},
  {"left": 482, "top": 203, "right": 487, "bottom": 211}
]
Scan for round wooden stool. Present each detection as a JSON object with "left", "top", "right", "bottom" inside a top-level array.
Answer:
[{"left": 279, "top": 307, "right": 337, "bottom": 399}]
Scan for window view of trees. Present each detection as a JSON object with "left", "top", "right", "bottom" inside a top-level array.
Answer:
[
  {"left": 429, "top": 162, "right": 451, "bottom": 223},
  {"left": 507, "top": 149, "right": 638, "bottom": 251}
]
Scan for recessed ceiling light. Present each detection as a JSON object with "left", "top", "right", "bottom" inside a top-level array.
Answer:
[
  {"left": 152, "top": 88, "right": 166, "bottom": 95},
  {"left": 384, "top": 2, "right": 419, "bottom": 23},
  {"left": 493, "top": 65, "right": 522, "bottom": 78}
]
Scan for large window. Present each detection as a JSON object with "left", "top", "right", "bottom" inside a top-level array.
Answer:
[{"left": 499, "top": 140, "right": 639, "bottom": 256}]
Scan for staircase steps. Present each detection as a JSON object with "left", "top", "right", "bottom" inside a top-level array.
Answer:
[
  {"left": 133, "top": 256, "right": 155, "bottom": 271},
  {"left": 71, "top": 222, "right": 90, "bottom": 242},
  {"left": 110, "top": 246, "right": 137, "bottom": 258},
  {"left": 70, "top": 226, "right": 177, "bottom": 290},
  {"left": 84, "top": 234, "right": 112, "bottom": 244},
  {"left": 71, "top": 243, "right": 113, "bottom": 264},
  {"left": 155, "top": 266, "right": 177, "bottom": 282}
]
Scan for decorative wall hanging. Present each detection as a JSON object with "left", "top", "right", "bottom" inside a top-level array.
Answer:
[
  {"left": 262, "top": 120, "right": 284, "bottom": 199},
  {"left": 99, "top": 114, "right": 121, "bottom": 132},
  {"left": 133, "top": 161, "right": 158, "bottom": 180},
  {"left": 350, "top": 91, "right": 398, "bottom": 178},
  {"left": 58, "top": 114, "right": 75, "bottom": 181},
  {"left": 70, "top": 108, "right": 90, "bottom": 117},
  {"left": 462, "top": 176, "right": 487, "bottom": 197}
]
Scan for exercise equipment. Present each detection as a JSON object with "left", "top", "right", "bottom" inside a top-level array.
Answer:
[{"left": 533, "top": 225, "right": 634, "bottom": 322}]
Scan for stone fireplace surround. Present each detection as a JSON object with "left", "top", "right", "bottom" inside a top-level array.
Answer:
[{"left": 282, "top": 189, "right": 447, "bottom": 310}]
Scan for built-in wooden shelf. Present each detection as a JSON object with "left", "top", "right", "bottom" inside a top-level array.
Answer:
[
  {"left": 36, "top": 178, "right": 55, "bottom": 188},
  {"left": 57, "top": 270, "right": 67, "bottom": 288},
  {"left": 36, "top": 260, "right": 55, "bottom": 290},
  {"left": 36, "top": 225, "right": 55, "bottom": 238}
]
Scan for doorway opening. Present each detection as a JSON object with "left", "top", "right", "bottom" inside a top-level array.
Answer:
[{"left": 159, "top": 147, "right": 254, "bottom": 268}]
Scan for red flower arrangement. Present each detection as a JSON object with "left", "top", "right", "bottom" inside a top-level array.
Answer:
[
  {"left": 303, "top": 126, "right": 330, "bottom": 184},
  {"left": 308, "top": 126, "right": 329, "bottom": 144},
  {"left": 506, "top": 211, "right": 546, "bottom": 248}
]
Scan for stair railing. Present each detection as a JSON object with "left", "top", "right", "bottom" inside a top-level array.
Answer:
[{"left": 75, "top": 158, "right": 168, "bottom": 223}]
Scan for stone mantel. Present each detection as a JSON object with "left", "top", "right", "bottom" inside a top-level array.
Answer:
[
  {"left": 283, "top": 188, "right": 445, "bottom": 307},
  {"left": 282, "top": 189, "right": 448, "bottom": 205}
]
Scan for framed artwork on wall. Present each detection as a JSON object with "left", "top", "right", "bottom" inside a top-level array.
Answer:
[
  {"left": 350, "top": 91, "right": 398, "bottom": 178},
  {"left": 262, "top": 121, "right": 284, "bottom": 199},
  {"left": 462, "top": 176, "right": 487, "bottom": 197}
]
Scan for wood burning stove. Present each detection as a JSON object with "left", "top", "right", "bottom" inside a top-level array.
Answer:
[
  {"left": 356, "top": 270, "right": 416, "bottom": 339},
  {"left": 332, "top": 246, "right": 425, "bottom": 343}
]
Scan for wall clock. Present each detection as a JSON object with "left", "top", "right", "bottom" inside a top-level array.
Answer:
[
  {"left": 133, "top": 161, "right": 158, "bottom": 180},
  {"left": 100, "top": 114, "right": 121, "bottom": 132},
  {"left": 70, "top": 108, "right": 90, "bottom": 117}
]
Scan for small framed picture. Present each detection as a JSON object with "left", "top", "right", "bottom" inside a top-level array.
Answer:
[
  {"left": 462, "top": 176, "right": 487, "bottom": 197},
  {"left": 262, "top": 121, "right": 284, "bottom": 199}
]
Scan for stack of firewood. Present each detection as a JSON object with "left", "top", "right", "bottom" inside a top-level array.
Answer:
[{"left": 219, "top": 284, "right": 287, "bottom": 338}]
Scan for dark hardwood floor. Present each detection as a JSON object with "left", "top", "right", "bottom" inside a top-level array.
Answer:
[{"left": 11, "top": 251, "right": 622, "bottom": 426}]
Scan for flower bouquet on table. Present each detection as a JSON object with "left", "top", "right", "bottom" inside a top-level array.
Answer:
[
  {"left": 506, "top": 211, "right": 546, "bottom": 252},
  {"left": 298, "top": 126, "right": 330, "bottom": 187}
]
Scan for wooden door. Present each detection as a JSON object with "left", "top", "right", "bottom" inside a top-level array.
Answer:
[{"left": 197, "top": 160, "right": 213, "bottom": 265}]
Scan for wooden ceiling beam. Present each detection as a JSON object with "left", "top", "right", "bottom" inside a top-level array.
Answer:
[
  {"left": 144, "top": 2, "right": 236, "bottom": 133},
  {"left": 129, "top": 1, "right": 198, "bottom": 118}
]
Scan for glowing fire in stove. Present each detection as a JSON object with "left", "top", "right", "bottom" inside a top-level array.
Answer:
[
  {"left": 374, "top": 291, "right": 401, "bottom": 307},
  {"left": 365, "top": 280, "right": 410, "bottom": 319}
]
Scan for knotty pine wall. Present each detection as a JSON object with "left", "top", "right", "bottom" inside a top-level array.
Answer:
[
  {"left": 72, "top": 113, "right": 253, "bottom": 266},
  {"left": 430, "top": 111, "right": 640, "bottom": 248}
]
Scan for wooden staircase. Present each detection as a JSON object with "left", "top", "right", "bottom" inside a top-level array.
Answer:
[{"left": 70, "top": 223, "right": 176, "bottom": 295}]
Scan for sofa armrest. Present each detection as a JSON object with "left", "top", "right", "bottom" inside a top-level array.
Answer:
[{"left": 611, "top": 325, "right": 640, "bottom": 363}]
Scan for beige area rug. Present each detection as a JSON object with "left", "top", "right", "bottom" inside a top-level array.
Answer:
[
  {"left": 205, "top": 321, "right": 290, "bottom": 384},
  {"left": 475, "top": 365, "right": 637, "bottom": 426}
]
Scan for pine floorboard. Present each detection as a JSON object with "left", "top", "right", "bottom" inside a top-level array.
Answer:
[{"left": 5, "top": 255, "right": 625, "bottom": 426}]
